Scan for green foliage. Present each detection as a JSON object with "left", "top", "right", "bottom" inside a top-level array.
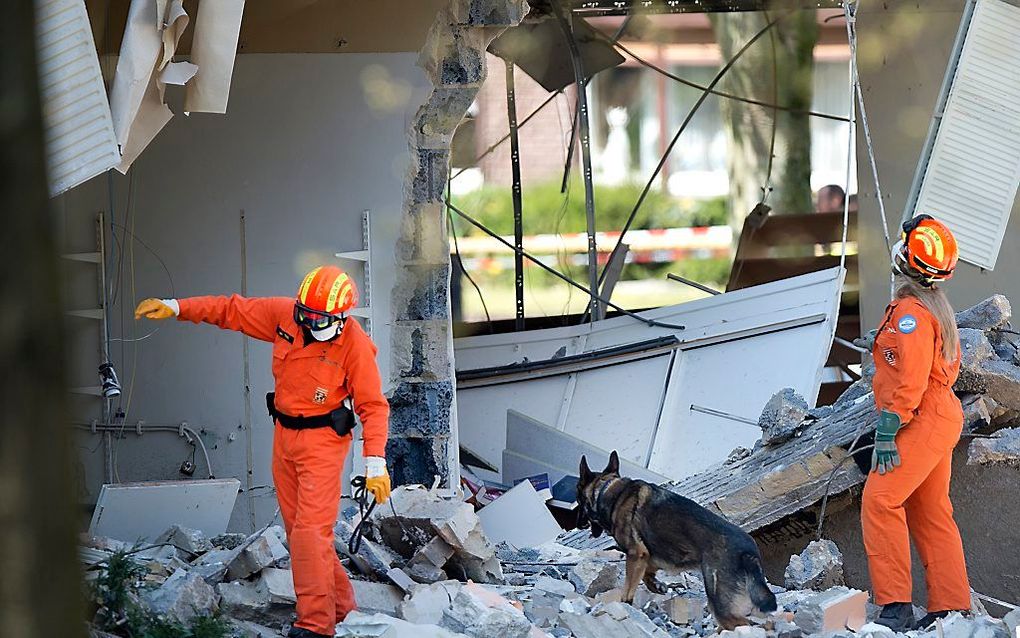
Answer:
[
  {"left": 89, "top": 549, "right": 234, "bottom": 638},
  {"left": 451, "top": 180, "right": 728, "bottom": 237},
  {"left": 669, "top": 256, "right": 731, "bottom": 287},
  {"left": 93, "top": 550, "right": 147, "bottom": 629}
]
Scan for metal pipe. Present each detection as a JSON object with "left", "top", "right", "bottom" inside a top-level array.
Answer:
[
  {"left": 240, "top": 209, "right": 255, "bottom": 528},
  {"left": 666, "top": 273, "right": 721, "bottom": 296},
  {"left": 689, "top": 403, "right": 759, "bottom": 427},
  {"left": 504, "top": 61, "right": 526, "bottom": 331},
  {"left": 553, "top": 0, "right": 600, "bottom": 322},
  {"left": 73, "top": 421, "right": 215, "bottom": 479}
]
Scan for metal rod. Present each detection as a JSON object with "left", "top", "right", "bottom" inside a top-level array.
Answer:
[
  {"left": 505, "top": 60, "right": 525, "bottom": 331},
  {"left": 689, "top": 403, "right": 759, "bottom": 427},
  {"left": 451, "top": 89, "right": 563, "bottom": 182},
  {"left": 240, "top": 209, "right": 256, "bottom": 530},
  {"left": 599, "top": 11, "right": 793, "bottom": 287},
  {"left": 833, "top": 335, "right": 868, "bottom": 354},
  {"left": 553, "top": 0, "right": 600, "bottom": 323},
  {"left": 667, "top": 272, "right": 721, "bottom": 296},
  {"left": 446, "top": 200, "right": 685, "bottom": 330}
]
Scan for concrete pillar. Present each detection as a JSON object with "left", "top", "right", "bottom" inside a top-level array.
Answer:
[{"left": 388, "top": 0, "right": 528, "bottom": 486}]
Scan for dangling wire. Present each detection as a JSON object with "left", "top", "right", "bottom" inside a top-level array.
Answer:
[
  {"left": 838, "top": 5, "right": 856, "bottom": 272},
  {"left": 843, "top": 1, "right": 895, "bottom": 298}
]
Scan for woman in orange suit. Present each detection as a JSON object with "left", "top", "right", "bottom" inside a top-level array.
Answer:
[{"left": 864, "top": 215, "right": 971, "bottom": 632}]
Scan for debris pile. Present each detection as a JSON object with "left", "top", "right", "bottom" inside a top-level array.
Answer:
[
  {"left": 80, "top": 297, "right": 1020, "bottom": 638},
  {"left": 83, "top": 494, "right": 1011, "bottom": 638}
]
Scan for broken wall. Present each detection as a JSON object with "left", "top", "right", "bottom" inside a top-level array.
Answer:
[
  {"left": 755, "top": 443, "right": 1020, "bottom": 614},
  {"left": 57, "top": 53, "right": 432, "bottom": 532},
  {"left": 856, "top": 0, "right": 1020, "bottom": 329}
]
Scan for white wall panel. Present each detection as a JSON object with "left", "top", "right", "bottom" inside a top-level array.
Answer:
[
  {"left": 911, "top": 0, "right": 1020, "bottom": 270},
  {"left": 34, "top": 0, "right": 120, "bottom": 196}
]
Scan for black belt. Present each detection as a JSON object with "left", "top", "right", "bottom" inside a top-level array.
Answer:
[{"left": 266, "top": 392, "right": 356, "bottom": 435}]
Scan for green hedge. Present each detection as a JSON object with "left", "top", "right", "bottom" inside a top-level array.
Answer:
[{"left": 450, "top": 180, "right": 728, "bottom": 237}]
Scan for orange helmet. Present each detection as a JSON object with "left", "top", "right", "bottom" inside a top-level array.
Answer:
[
  {"left": 294, "top": 265, "right": 358, "bottom": 330},
  {"left": 893, "top": 214, "right": 958, "bottom": 287}
]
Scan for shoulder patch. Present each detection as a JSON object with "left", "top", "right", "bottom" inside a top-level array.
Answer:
[{"left": 897, "top": 314, "right": 918, "bottom": 334}]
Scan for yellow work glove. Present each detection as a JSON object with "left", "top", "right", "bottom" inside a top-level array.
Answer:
[
  {"left": 364, "top": 456, "right": 391, "bottom": 503},
  {"left": 134, "top": 298, "right": 178, "bottom": 320}
]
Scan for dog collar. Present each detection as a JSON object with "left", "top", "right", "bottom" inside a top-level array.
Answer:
[{"left": 593, "top": 477, "right": 618, "bottom": 521}]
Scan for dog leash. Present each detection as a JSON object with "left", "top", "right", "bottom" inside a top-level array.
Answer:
[{"left": 348, "top": 475, "right": 377, "bottom": 555}]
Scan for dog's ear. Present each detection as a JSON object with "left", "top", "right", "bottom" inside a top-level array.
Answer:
[
  {"left": 605, "top": 450, "right": 620, "bottom": 476},
  {"left": 579, "top": 455, "right": 591, "bottom": 483}
]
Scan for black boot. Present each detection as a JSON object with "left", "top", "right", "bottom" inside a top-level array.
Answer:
[
  {"left": 875, "top": 602, "right": 915, "bottom": 632},
  {"left": 287, "top": 627, "right": 332, "bottom": 638},
  {"left": 917, "top": 610, "right": 969, "bottom": 629}
]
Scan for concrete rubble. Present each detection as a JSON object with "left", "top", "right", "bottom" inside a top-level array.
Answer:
[{"left": 81, "top": 296, "right": 1020, "bottom": 636}]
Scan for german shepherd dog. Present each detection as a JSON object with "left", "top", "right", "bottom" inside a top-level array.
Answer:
[{"left": 577, "top": 451, "right": 777, "bottom": 629}]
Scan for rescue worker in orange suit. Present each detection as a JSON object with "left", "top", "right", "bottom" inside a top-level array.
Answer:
[
  {"left": 135, "top": 265, "right": 391, "bottom": 638},
  {"left": 864, "top": 215, "right": 971, "bottom": 632}
]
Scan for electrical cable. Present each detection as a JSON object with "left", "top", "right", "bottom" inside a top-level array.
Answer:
[
  {"left": 599, "top": 10, "right": 795, "bottom": 288},
  {"left": 760, "top": 8, "right": 779, "bottom": 207},
  {"left": 451, "top": 89, "right": 565, "bottom": 182},
  {"left": 73, "top": 422, "right": 215, "bottom": 479},
  {"left": 447, "top": 178, "right": 492, "bottom": 329},
  {"left": 838, "top": 5, "right": 855, "bottom": 272},
  {"left": 447, "top": 199, "right": 686, "bottom": 331},
  {"left": 843, "top": 1, "right": 895, "bottom": 298},
  {"left": 607, "top": 39, "right": 850, "bottom": 124},
  {"left": 106, "top": 221, "right": 176, "bottom": 343}
]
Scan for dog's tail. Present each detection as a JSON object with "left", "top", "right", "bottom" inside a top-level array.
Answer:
[{"left": 741, "top": 552, "right": 778, "bottom": 613}]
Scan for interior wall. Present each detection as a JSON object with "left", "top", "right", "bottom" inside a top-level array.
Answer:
[
  {"left": 57, "top": 53, "right": 430, "bottom": 532},
  {"left": 856, "top": 0, "right": 1020, "bottom": 330}
]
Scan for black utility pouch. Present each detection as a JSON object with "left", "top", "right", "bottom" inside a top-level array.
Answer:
[{"left": 330, "top": 404, "right": 356, "bottom": 437}]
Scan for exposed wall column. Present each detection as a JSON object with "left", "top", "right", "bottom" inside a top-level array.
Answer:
[{"left": 388, "top": 0, "right": 528, "bottom": 486}]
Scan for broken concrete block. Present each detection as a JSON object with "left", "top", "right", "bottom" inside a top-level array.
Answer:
[
  {"left": 792, "top": 587, "right": 867, "bottom": 633},
  {"left": 335, "top": 519, "right": 399, "bottom": 580},
  {"left": 560, "top": 601, "right": 671, "bottom": 638},
  {"left": 258, "top": 567, "right": 296, "bottom": 605},
  {"left": 726, "top": 447, "right": 753, "bottom": 464},
  {"left": 143, "top": 568, "right": 219, "bottom": 622},
  {"left": 398, "top": 580, "right": 463, "bottom": 625},
  {"left": 567, "top": 558, "right": 624, "bottom": 597},
  {"left": 448, "top": 553, "right": 504, "bottom": 584},
  {"left": 773, "top": 619, "right": 803, "bottom": 638},
  {"left": 956, "top": 295, "right": 1012, "bottom": 331},
  {"left": 352, "top": 579, "right": 405, "bottom": 616},
  {"left": 939, "top": 612, "right": 1011, "bottom": 638},
  {"left": 759, "top": 389, "right": 810, "bottom": 446},
  {"left": 375, "top": 486, "right": 494, "bottom": 561},
  {"left": 226, "top": 527, "right": 289, "bottom": 581},
  {"left": 441, "top": 585, "right": 534, "bottom": 638},
  {"left": 477, "top": 480, "right": 562, "bottom": 549},
  {"left": 229, "top": 619, "right": 280, "bottom": 638},
  {"left": 218, "top": 580, "right": 271, "bottom": 622},
  {"left": 961, "top": 394, "right": 996, "bottom": 433},
  {"left": 407, "top": 560, "right": 447, "bottom": 585},
  {"left": 784, "top": 539, "right": 845, "bottom": 590},
  {"left": 338, "top": 611, "right": 467, "bottom": 638},
  {"left": 413, "top": 535, "right": 456, "bottom": 568},
  {"left": 1002, "top": 608, "right": 1020, "bottom": 638},
  {"left": 155, "top": 524, "right": 213, "bottom": 555},
  {"left": 211, "top": 532, "right": 247, "bottom": 550},
  {"left": 534, "top": 576, "right": 576, "bottom": 599},
  {"left": 732, "top": 626, "right": 767, "bottom": 638},
  {"left": 968, "top": 427, "right": 1020, "bottom": 466},
  {"left": 387, "top": 567, "right": 417, "bottom": 593}
]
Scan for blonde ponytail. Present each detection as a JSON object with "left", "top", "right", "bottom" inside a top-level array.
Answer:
[{"left": 894, "top": 274, "right": 959, "bottom": 362}]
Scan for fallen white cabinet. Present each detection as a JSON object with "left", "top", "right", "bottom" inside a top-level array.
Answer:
[{"left": 454, "top": 267, "right": 845, "bottom": 481}]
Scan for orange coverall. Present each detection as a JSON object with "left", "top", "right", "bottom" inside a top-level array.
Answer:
[
  {"left": 178, "top": 295, "right": 390, "bottom": 634},
  {"left": 863, "top": 297, "right": 970, "bottom": 611}
]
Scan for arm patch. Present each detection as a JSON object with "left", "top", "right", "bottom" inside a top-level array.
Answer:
[{"left": 897, "top": 315, "right": 917, "bottom": 334}]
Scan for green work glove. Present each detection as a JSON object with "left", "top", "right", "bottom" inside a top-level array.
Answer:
[{"left": 871, "top": 410, "right": 902, "bottom": 475}]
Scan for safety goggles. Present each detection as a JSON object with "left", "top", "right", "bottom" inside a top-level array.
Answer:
[{"left": 294, "top": 302, "right": 343, "bottom": 331}]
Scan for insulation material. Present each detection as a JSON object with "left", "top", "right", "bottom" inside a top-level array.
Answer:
[
  {"left": 109, "top": 0, "right": 176, "bottom": 173},
  {"left": 33, "top": 0, "right": 120, "bottom": 196},
  {"left": 910, "top": 0, "right": 1020, "bottom": 270},
  {"left": 184, "top": 0, "right": 246, "bottom": 114}
]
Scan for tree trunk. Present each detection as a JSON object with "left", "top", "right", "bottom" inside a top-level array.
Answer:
[
  {"left": 0, "top": 2, "right": 86, "bottom": 636},
  {"left": 711, "top": 6, "right": 818, "bottom": 225}
]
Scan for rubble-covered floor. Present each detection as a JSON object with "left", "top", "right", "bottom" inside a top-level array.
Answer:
[{"left": 82, "top": 297, "right": 1020, "bottom": 638}]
